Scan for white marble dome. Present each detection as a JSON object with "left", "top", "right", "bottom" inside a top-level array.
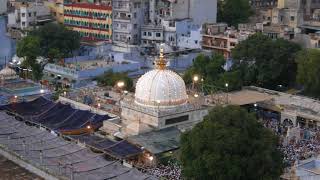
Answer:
[
  {"left": 135, "top": 69, "right": 188, "bottom": 108},
  {"left": 0, "top": 66, "right": 17, "bottom": 79}
]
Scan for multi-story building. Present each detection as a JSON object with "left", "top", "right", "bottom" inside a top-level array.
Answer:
[
  {"left": 142, "top": 0, "right": 217, "bottom": 49},
  {"left": 202, "top": 23, "right": 254, "bottom": 59},
  {"left": 64, "top": 3, "right": 112, "bottom": 42},
  {"left": 47, "top": 0, "right": 64, "bottom": 23},
  {"left": 7, "top": 2, "right": 52, "bottom": 30},
  {"left": 112, "top": 0, "right": 149, "bottom": 46}
]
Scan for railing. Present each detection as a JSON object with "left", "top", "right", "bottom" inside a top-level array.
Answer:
[{"left": 44, "top": 64, "right": 78, "bottom": 78}]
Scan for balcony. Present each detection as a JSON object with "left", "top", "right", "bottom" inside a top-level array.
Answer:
[
  {"left": 113, "top": 28, "right": 130, "bottom": 33},
  {"left": 113, "top": 16, "right": 131, "bottom": 23},
  {"left": 201, "top": 42, "right": 228, "bottom": 51}
]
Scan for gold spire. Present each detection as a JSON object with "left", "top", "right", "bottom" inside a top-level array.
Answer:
[{"left": 156, "top": 47, "right": 166, "bottom": 70}]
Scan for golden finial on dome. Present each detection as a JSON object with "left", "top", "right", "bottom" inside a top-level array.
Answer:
[{"left": 156, "top": 45, "right": 166, "bottom": 70}]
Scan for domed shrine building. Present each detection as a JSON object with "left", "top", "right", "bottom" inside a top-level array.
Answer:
[{"left": 118, "top": 48, "right": 208, "bottom": 136}]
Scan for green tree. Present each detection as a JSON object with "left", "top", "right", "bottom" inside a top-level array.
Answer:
[
  {"left": 17, "top": 23, "right": 80, "bottom": 81},
  {"left": 184, "top": 54, "right": 225, "bottom": 84},
  {"left": 184, "top": 54, "right": 242, "bottom": 92},
  {"left": 96, "top": 71, "right": 133, "bottom": 91},
  {"left": 218, "top": 0, "right": 253, "bottom": 27},
  {"left": 296, "top": 49, "right": 320, "bottom": 98},
  {"left": 232, "top": 33, "right": 301, "bottom": 89},
  {"left": 17, "top": 36, "right": 41, "bottom": 68},
  {"left": 16, "top": 36, "right": 43, "bottom": 80},
  {"left": 180, "top": 106, "right": 284, "bottom": 180},
  {"left": 30, "top": 23, "right": 80, "bottom": 58}
]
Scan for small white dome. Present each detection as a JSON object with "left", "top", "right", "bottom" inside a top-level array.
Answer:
[
  {"left": 0, "top": 66, "right": 17, "bottom": 79},
  {"left": 135, "top": 69, "right": 188, "bottom": 108}
]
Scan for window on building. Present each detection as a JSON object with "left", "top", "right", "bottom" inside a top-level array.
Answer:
[
  {"left": 291, "top": 16, "right": 295, "bottom": 21},
  {"left": 134, "top": 24, "right": 137, "bottom": 29},
  {"left": 169, "top": 21, "right": 175, "bottom": 27},
  {"left": 156, "top": 32, "right": 161, "bottom": 37},
  {"left": 165, "top": 115, "right": 189, "bottom": 125},
  {"left": 28, "top": 12, "right": 31, "bottom": 17},
  {"left": 195, "top": 40, "right": 198, "bottom": 44},
  {"left": 148, "top": 32, "right": 152, "bottom": 36},
  {"left": 143, "top": 31, "right": 147, "bottom": 36},
  {"left": 22, "top": 21, "right": 25, "bottom": 26},
  {"left": 21, "top": 13, "right": 25, "bottom": 17},
  {"left": 34, "top": 12, "right": 36, "bottom": 16},
  {"left": 133, "top": 12, "right": 137, "bottom": 18}
]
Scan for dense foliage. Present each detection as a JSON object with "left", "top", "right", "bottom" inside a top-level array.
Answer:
[
  {"left": 30, "top": 23, "right": 80, "bottom": 59},
  {"left": 96, "top": 71, "right": 133, "bottom": 91},
  {"left": 16, "top": 23, "right": 80, "bottom": 80},
  {"left": 183, "top": 54, "right": 242, "bottom": 92},
  {"left": 296, "top": 49, "right": 320, "bottom": 98},
  {"left": 217, "top": 0, "right": 253, "bottom": 27},
  {"left": 180, "top": 106, "right": 284, "bottom": 180},
  {"left": 232, "top": 33, "right": 301, "bottom": 89}
]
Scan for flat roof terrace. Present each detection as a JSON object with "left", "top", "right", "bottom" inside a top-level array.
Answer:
[{"left": 65, "top": 60, "right": 121, "bottom": 70}]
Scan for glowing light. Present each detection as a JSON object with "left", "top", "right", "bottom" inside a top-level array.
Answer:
[
  {"left": 97, "top": 103, "right": 101, "bottom": 108},
  {"left": 63, "top": 91, "right": 66, "bottom": 96},
  {"left": 193, "top": 75, "right": 199, "bottom": 82},
  {"left": 225, "top": 83, "right": 229, "bottom": 88},
  {"left": 117, "top": 81, "right": 125, "bottom": 88},
  {"left": 86, "top": 125, "right": 91, "bottom": 129},
  {"left": 40, "top": 89, "right": 45, "bottom": 93},
  {"left": 14, "top": 95, "right": 18, "bottom": 99},
  {"left": 194, "top": 94, "right": 199, "bottom": 98},
  {"left": 156, "top": 100, "right": 161, "bottom": 104},
  {"left": 123, "top": 90, "right": 128, "bottom": 94},
  {"left": 148, "top": 155, "right": 154, "bottom": 161},
  {"left": 254, "top": 103, "right": 257, "bottom": 107}
]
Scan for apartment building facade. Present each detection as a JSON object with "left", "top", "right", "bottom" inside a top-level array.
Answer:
[
  {"left": 7, "top": 2, "right": 52, "bottom": 30},
  {"left": 64, "top": 3, "right": 112, "bottom": 42},
  {"left": 112, "top": 0, "right": 149, "bottom": 46},
  {"left": 141, "top": 0, "right": 217, "bottom": 49},
  {"left": 202, "top": 23, "right": 254, "bottom": 59}
]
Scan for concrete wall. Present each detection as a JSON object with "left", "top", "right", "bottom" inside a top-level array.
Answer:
[
  {"left": 176, "top": 20, "right": 202, "bottom": 49},
  {"left": 121, "top": 104, "right": 208, "bottom": 134},
  {"left": 171, "top": 0, "right": 189, "bottom": 19},
  {"left": 189, "top": 0, "right": 217, "bottom": 25},
  {"left": 0, "top": 0, "right": 7, "bottom": 14}
]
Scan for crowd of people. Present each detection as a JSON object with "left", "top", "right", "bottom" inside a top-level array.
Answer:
[
  {"left": 260, "top": 114, "right": 320, "bottom": 167},
  {"left": 143, "top": 111, "right": 320, "bottom": 179},
  {"left": 144, "top": 160, "right": 181, "bottom": 180}
]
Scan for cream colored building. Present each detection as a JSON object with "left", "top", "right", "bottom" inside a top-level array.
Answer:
[{"left": 102, "top": 48, "right": 208, "bottom": 137}]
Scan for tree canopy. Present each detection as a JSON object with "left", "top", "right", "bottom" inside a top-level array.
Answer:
[
  {"left": 30, "top": 23, "right": 80, "bottom": 59},
  {"left": 296, "top": 49, "right": 320, "bottom": 98},
  {"left": 183, "top": 54, "right": 242, "bottom": 92},
  {"left": 217, "top": 0, "right": 253, "bottom": 27},
  {"left": 95, "top": 71, "right": 133, "bottom": 91},
  {"left": 16, "top": 23, "right": 80, "bottom": 80},
  {"left": 180, "top": 105, "right": 284, "bottom": 180},
  {"left": 232, "top": 33, "right": 301, "bottom": 89}
]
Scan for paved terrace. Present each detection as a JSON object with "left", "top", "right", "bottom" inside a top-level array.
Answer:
[{"left": 0, "top": 111, "right": 155, "bottom": 180}]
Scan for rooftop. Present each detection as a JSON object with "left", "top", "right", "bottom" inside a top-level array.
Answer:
[
  {"left": 128, "top": 127, "right": 180, "bottom": 154},
  {"left": 0, "top": 111, "right": 154, "bottom": 180}
]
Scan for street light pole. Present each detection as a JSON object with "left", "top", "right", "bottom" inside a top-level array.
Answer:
[{"left": 225, "top": 83, "right": 229, "bottom": 104}]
